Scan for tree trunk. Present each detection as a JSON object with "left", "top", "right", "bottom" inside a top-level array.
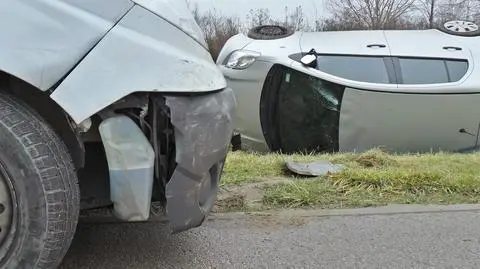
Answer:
[{"left": 429, "top": 0, "right": 435, "bottom": 28}]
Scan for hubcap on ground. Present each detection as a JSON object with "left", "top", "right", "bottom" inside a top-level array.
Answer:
[
  {"left": 444, "top": 20, "right": 479, "bottom": 32},
  {"left": 0, "top": 162, "right": 13, "bottom": 246}
]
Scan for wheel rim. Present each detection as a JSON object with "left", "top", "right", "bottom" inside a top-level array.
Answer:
[
  {"left": 0, "top": 162, "right": 13, "bottom": 247},
  {"left": 444, "top": 20, "right": 479, "bottom": 32}
]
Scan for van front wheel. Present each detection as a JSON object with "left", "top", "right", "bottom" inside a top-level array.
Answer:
[{"left": 0, "top": 92, "right": 80, "bottom": 269}]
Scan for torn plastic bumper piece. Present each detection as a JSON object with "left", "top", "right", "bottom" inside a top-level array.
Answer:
[{"left": 165, "top": 87, "right": 236, "bottom": 233}]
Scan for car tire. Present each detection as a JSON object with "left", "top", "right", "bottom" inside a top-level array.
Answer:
[
  {"left": 438, "top": 20, "right": 480, "bottom": 36},
  {"left": 231, "top": 133, "right": 242, "bottom": 151},
  {"left": 0, "top": 92, "right": 80, "bottom": 269},
  {"left": 247, "top": 25, "right": 294, "bottom": 40}
]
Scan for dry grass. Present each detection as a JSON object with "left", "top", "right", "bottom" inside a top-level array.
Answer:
[{"left": 221, "top": 149, "right": 480, "bottom": 209}]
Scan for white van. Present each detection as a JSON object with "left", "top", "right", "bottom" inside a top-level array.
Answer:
[{"left": 0, "top": 1, "right": 235, "bottom": 267}]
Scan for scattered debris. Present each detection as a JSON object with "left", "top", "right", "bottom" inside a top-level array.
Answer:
[{"left": 285, "top": 161, "right": 345, "bottom": 177}]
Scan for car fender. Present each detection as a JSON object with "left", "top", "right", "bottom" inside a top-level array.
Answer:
[
  {"left": 51, "top": 5, "right": 227, "bottom": 124},
  {"left": 0, "top": 0, "right": 133, "bottom": 90}
]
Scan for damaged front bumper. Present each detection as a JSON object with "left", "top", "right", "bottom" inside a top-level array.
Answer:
[
  {"left": 99, "top": 88, "right": 236, "bottom": 233},
  {"left": 165, "top": 88, "right": 236, "bottom": 233}
]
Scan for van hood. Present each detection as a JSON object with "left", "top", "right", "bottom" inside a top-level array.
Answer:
[{"left": 132, "top": 0, "right": 207, "bottom": 48}]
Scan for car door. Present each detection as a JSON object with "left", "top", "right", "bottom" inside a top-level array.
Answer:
[
  {"left": 339, "top": 29, "right": 480, "bottom": 153},
  {"left": 384, "top": 29, "right": 471, "bottom": 61},
  {"left": 300, "top": 30, "right": 391, "bottom": 56}
]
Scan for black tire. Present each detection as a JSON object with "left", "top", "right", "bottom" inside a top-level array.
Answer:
[
  {"left": 0, "top": 92, "right": 80, "bottom": 269},
  {"left": 247, "top": 25, "right": 294, "bottom": 40},
  {"left": 438, "top": 20, "right": 480, "bottom": 37},
  {"left": 231, "top": 133, "right": 242, "bottom": 151}
]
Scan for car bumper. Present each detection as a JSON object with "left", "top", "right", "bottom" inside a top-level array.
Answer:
[{"left": 164, "top": 87, "right": 236, "bottom": 233}]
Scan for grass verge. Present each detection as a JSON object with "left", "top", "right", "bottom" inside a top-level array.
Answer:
[{"left": 217, "top": 149, "right": 480, "bottom": 211}]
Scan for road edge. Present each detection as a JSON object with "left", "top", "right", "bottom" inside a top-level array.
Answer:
[
  {"left": 79, "top": 204, "right": 480, "bottom": 224},
  {"left": 208, "top": 204, "right": 480, "bottom": 221}
]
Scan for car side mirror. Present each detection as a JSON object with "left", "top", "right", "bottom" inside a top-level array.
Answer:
[{"left": 300, "top": 54, "right": 317, "bottom": 68}]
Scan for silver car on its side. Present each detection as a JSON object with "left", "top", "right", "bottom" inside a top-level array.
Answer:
[{"left": 218, "top": 21, "right": 480, "bottom": 154}]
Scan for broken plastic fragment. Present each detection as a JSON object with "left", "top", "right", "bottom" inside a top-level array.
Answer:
[{"left": 285, "top": 160, "right": 344, "bottom": 177}]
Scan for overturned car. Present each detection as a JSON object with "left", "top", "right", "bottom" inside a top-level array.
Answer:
[
  {"left": 0, "top": 0, "right": 235, "bottom": 268},
  {"left": 218, "top": 21, "right": 480, "bottom": 154}
]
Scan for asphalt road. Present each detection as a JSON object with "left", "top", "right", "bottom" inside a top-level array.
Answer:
[{"left": 60, "top": 205, "right": 480, "bottom": 269}]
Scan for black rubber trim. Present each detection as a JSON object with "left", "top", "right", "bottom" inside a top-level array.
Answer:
[{"left": 259, "top": 64, "right": 284, "bottom": 152}]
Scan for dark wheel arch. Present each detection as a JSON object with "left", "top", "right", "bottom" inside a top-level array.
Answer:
[
  {"left": 0, "top": 92, "right": 80, "bottom": 268},
  {"left": 0, "top": 72, "right": 85, "bottom": 169}
]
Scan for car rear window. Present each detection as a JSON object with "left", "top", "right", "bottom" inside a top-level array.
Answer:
[
  {"left": 316, "top": 55, "right": 391, "bottom": 84},
  {"left": 398, "top": 58, "right": 468, "bottom": 84}
]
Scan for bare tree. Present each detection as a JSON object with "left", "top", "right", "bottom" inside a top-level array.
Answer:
[
  {"left": 415, "top": 0, "right": 437, "bottom": 28},
  {"left": 282, "top": 6, "right": 309, "bottom": 31},
  {"left": 246, "top": 8, "right": 273, "bottom": 28},
  {"left": 437, "top": 0, "right": 480, "bottom": 21},
  {"left": 246, "top": 6, "right": 312, "bottom": 31},
  {"left": 326, "top": 0, "right": 417, "bottom": 29},
  {"left": 316, "top": 8, "right": 367, "bottom": 31},
  {"left": 190, "top": 5, "right": 243, "bottom": 61}
]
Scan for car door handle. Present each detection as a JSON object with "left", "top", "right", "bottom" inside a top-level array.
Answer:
[
  {"left": 443, "top": 46, "right": 462, "bottom": 51},
  {"left": 367, "top": 44, "right": 386, "bottom": 49}
]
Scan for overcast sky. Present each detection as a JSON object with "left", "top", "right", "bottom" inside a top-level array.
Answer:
[{"left": 190, "top": 0, "right": 329, "bottom": 22}]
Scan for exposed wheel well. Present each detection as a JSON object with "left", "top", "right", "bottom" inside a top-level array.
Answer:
[{"left": 0, "top": 71, "right": 85, "bottom": 169}]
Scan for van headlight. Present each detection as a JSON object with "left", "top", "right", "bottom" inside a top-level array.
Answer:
[{"left": 224, "top": 50, "right": 261, "bottom": 70}]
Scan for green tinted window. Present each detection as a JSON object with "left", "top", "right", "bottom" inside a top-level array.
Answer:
[
  {"left": 316, "top": 55, "right": 392, "bottom": 84},
  {"left": 276, "top": 67, "right": 345, "bottom": 153},
  {"left": 398, "top": 58, "right": 468, "bottom": 84}
]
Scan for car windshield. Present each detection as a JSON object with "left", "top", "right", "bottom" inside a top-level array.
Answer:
[{"left": 276, "top": 67, "right": 345, "bottom": 154}]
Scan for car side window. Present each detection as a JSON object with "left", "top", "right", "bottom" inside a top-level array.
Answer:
[
  {"left": 446, "top": 60, "right": 469, "bottom": 82},
  {"left": 397, "top": 58, "right": 468, "bottom": 84},
  {"left": 316, "top": 55, "right": 392, "bottom": 84}
]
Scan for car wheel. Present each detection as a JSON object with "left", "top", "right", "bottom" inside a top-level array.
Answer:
[
  {"left": 247, "top": 25, "right": 295, "bottom": 40},
  {"left": 231, "top": 133, "right": 242, "bottom": 151},
  {"left": 0, "top": 92, "right": 79, "bottom": 269},
  {"left": 438, "top": 20, "right": 480, "bottom": 36}
]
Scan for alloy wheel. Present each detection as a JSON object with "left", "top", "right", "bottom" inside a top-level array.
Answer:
[{"left": 444, "top": 20, "right": 479, "bottom": 32}]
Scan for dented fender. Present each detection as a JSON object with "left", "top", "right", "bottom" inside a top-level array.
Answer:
[
  {"left": 0, "top": 0, "right": 133, "bottom": 90},
  {"left": 50, "top": 5, "right": 227, "bottom": 124}
]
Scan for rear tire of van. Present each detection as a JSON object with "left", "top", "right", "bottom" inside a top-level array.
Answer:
[{"left": 0, "top": 92, "right": 80, "bottom": 268}]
